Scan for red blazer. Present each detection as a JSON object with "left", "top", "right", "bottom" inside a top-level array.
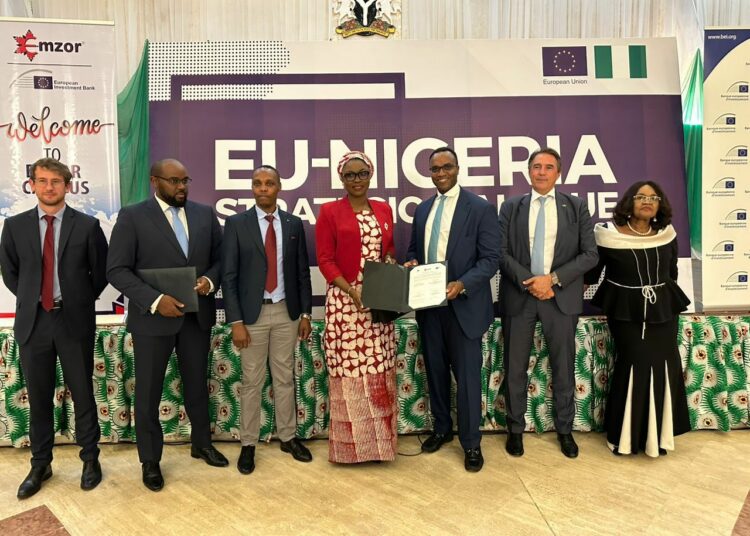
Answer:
[{"left": 316, "top": 197, "right": 395, "bottom": 284}]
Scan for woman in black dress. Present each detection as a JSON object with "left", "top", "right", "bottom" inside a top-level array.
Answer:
[{"left": 585, "top": 181, "right": 691, "bottom": 457}]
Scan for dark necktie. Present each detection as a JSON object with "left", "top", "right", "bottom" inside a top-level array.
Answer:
[
  {"left": 265, "top": 214, "right": 277, "bottom": 292},
  {"left": 41, "top": 214, "right": 55, "bottom": 311}
]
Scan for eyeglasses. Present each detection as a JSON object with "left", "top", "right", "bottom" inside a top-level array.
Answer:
[
  {"left": 342, "top": 170, "right": 371, "bottom": 182},
  {"left": 33, "top": 178, "right": 66, "bottom": 187},
  {"left": 633, "top": 194, "right": 661, "bottom": 203},
  {"left": 430, "top": 163, "right": 457, "bottom": 174},
  {"left": 154, "top": 175, "right": 192, "bottom": 186}
]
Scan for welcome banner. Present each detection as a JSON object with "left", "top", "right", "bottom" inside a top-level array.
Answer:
[
  {"left": 702, "top": 28, "right": 750, "bottom": 311},
  {"left": 149, "top": 38, "right": 690, "bottom": 300},
  {"left": 0, "top": 17, "right": 120, "bottom": 316}
]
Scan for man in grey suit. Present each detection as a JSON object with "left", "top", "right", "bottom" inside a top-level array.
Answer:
[
  {"left": 107, "top": 158, "right": 228, "bottom": 491},
  {"left": 498, "top": 147, "right": 598, "bottom": 458},
  {"left": 221, "top": 165, "right": 313, "bottom": 474},
  {"left": 0, "top": 158, "right": 108, "bottom": 498}
]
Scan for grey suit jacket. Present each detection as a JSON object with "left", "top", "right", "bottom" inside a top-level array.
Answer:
[
  {"left": 106, "top": 197, "right": 222, "bottom": 336},
  {"left": 0, "top": 206, "right": 108, "bottom": 345},
  {"left": 498, "top": 191, "right": 598, "bottom": 316},
  {"left": 221, "top": 207, "right": 311, "bottom": 325}
]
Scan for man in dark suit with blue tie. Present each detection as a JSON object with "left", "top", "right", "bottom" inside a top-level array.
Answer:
[
  {"left": 498, "top": 147, "right": 598, "bottom": 459},
  {"left": 221, "top": 165, "right": 313, "bottom": 474},
  {"left": 0, "top": 158, "right": 108, "bottom": 498},
  {"left": 406, "top": 147, "right": 501, "bottom": 472},
  {"left": 107, "top": 158, "right": 228, "bottom": 491}
]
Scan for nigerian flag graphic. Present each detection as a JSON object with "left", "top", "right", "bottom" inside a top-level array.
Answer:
[{"left": 594, "top": 45, "right": 647, "bottom": 78}]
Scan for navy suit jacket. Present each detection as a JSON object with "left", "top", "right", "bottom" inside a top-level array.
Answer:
[
  {"left": 0, "top": 206, "right": 108, "bottom": 345},
  {"left": 106, "top": 197, "right": 222, "bottom": 335},
  {"left": 407, "top": 188, "right": 501, "bottom": 340},
  {"left": 221, "top": 207, "right": 311, "bottom": 324},
  {"left": 498, "top": 190, "right": 598, "bottom": 316}
]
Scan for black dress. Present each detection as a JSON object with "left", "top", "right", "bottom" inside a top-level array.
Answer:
[{"left": 585, "top": 223, "right": 691, "bottom": 457}]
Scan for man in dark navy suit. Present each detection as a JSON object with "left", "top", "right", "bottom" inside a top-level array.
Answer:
[
  {"left": 498, "top": 147, "right": 598, "bottom": 459},
  {"left": 221, "top": 165, "right": 313, "bottom": 474},
  {"left": 406, "top": 147, "right": 501, "bottom": 472},
  {"left": 107, "top": 158, "right": 228, "bottom": 491},
  {"left": 0, "top": 158, "right": 108, "bottom": 498}
]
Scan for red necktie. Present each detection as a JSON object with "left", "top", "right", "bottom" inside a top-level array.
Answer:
[
  {"left": 264, "top": 214, "right": 277, "bottom": 292},
  {"left": 41, "top": 214, "right": 55, "bottom": 311}
]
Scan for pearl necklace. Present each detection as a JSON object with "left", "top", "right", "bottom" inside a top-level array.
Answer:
[{"left": 627, "top": 220, "right": 652, "bottom": 236}]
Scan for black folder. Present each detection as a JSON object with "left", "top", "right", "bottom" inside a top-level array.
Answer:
[
  {"left": 361, "top": 261, "right": 412, "bottom": 314},
  {"left": 137, "top": 266, "right": 199, "bottom": 313}
]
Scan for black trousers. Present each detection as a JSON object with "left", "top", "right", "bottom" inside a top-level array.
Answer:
[
  {"left": 19, "top": 305, "right": 100, "bottom": 468},
  {"left": 503, "top": 298, "right": 578, "bottom": 434},
  {"left": 418, "top": 306, "right": 483, "bottom": 450},
  {"left": 132, "top": 313, "right": 211, "bottom": 463}
]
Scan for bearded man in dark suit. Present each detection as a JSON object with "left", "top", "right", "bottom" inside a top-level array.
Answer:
[{"left": 107, "top": 158, "right": 227, "bottom": 491}]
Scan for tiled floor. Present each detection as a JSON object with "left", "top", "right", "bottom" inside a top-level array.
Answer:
[{"left": 0, "top": 431, "right": 749, "bottom": 535}]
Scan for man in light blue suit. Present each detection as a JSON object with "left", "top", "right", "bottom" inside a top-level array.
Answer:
[
  {"left": 498, "top": 147, "right": 598, "bottom": 459},
  {"left": 406, "top": 147, "right": 501, "bottom": 472}
]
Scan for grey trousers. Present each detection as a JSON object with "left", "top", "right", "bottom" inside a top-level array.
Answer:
[{"left": 239, "top": 302, "right": 299, "bottom": 446}]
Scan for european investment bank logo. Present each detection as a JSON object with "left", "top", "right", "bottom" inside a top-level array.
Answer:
[
  {"left": 713, "top": 240, "right": 734, "bottom": 252},
  {"left": 712, "top": 114, "right": 736, "bottom": 125},
  {"left": 542, "top": 45, "right": 647, "bottom": 78},
  {"left": 725, "top": 209, "right": 747, "bottom": 221},
  {"left": 726, "top": 272, "right": 748, "bottom": 284},
  {"left": 8, "top": 70, "right": 54, "bottom": 91}
]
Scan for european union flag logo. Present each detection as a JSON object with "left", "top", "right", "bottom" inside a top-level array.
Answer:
[
  {"left": 737, "top": 212, "right": 747, "bottom": 220},
  {"left": 725, "top": 244, "right": 734, "bottom": 251},
  {"left": 727, "top": 117, "right": 736, "bottom": 125},
  {"left": 542, "top": 47, "right": 588, "bottom": 76},
  {"left": 739, "top": 274, "right": 748, "bottom": 283},
  {"left": 33, "top": 76, "right": 53, "bottom": 90},
  {"left": 739, "top": 148, "right": 748, "bottom": 157},
  {"left": 726, "top": 181, "right": 735, "bottom": 188},
  {"left": 740, "top": 85, "right": 749, "bottom": 93}
]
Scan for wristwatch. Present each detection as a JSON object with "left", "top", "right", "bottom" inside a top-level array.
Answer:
[
  {"left": 300, "top": 313, "right": 312, "bottom": 321},
  {"left": 550, "top": 272, "right": 560, "bottom": 287}
]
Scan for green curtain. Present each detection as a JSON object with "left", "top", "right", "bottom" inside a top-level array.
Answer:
[
  {"left": 117, "top": 40, "right": 150, "bottom": 207},
  {"left": 682, "top": 50, "right": 703, "bottom": 257}
]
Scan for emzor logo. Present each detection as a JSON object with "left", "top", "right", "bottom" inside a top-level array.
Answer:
[{"left": 13, "top": 29, "right": 83, "bottom": 62}]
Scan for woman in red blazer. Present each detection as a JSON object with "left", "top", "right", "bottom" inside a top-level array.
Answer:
[{"left": 315, "top": 151, "right": 398, "bottom": 464}]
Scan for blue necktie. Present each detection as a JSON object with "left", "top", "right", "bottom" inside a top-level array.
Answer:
[
  {"left": 427, "top": 195, "right": 447, "bottom": 264},
  {"left": 169, "top": 206, "right": 189, "bottom": 257},
  {"left": 530, "top": 196, "right": 547, "bottom": 275}
]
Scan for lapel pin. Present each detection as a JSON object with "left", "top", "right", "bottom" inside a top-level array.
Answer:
[{"left": 385, "top": 223, "right": 389, "bottom": 231}]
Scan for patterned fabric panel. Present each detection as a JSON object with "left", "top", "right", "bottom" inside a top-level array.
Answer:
[{"left": 1, "top": 316, "right": 748, "bottom": 447}]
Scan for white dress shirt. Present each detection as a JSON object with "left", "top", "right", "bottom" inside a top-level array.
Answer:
[
  {"left": 528, "top": 187, "right": 558, "bottom": 275},
  {"left": 257, "top": 206, "right": 285, "bottom": 303},
  {"left": 150, "top": 195, "right": 213, "bottom": 313},
  {"left": 423, "top": 182, "right": 461, "bottom": 263}
]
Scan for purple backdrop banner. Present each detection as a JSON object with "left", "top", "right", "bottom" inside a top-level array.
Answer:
[{"left": 150, "top": 72, "right": 688, "bottom": 259}]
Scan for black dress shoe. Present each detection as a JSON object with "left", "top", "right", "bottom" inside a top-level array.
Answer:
[
  {"left": 280, "top": 438, "right": 313, "bottom": 462},
  {"left": 191, "top": 445, "right": 229, "bottom": 467},
  {"left": 558, "top": 433, "right": 579, "bottom": 458},
  {"left": 81, "top": 459, "right": 102, "bottom": 490},
  {"left": 658, "top": 448, "right": 668, "bottom": 456},
  {"left": 237, "top": 446, "right": 256, "bottom": 474},
  {"left": 421, "top": 432, "right": 454, "bottom": 453},
  {"left": 464, "top": 447, "right": 484, "bottom": 472},
  {"left": 142, "top": 462, "right": 164, "bottom": 492},
  {"left": 506, "top": 432, "right": 524, "bottom": 457},
  {"left": 17, "top": 465, "right": 52, "bottom": 499}
]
